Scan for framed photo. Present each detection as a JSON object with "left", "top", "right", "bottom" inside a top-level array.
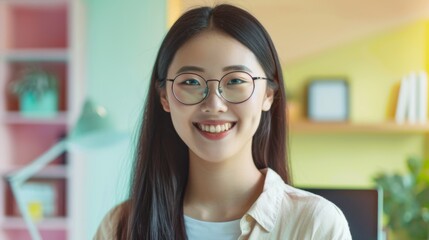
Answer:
[{"left": 307, "top": 79, "right": 349, "bottom": 122}]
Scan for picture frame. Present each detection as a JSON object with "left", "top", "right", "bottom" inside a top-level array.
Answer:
[{"left": 307, "top": 78, "right": 349, "bottom": 122}]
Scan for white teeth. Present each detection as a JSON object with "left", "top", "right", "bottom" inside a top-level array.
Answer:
[{"left": 197, "top": 123, "right": 233, "bottom": 133}]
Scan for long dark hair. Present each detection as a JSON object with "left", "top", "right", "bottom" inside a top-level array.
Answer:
[{"left": 116, "top": 4, "right": 290, "bottom": 239}]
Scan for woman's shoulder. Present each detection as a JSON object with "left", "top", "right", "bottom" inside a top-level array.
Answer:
[
  {"left": 265, "top": 169, "right": 343, "bottom": 211},
  {"left": 282, "top": 184, "right": 331, "bottom": 205},
  {"left": 93, "top": 201, "right": 129, "bottom": 240},
  {"left": 278, "top": 184, "right": 352, "bottom": 239}
]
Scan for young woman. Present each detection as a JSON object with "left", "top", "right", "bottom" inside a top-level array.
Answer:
[{"left": 95, "top": 4, "right": 351, "bottom": 240}]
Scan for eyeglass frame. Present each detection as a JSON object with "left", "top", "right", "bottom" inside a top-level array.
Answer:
[{"left": 165, "top": 71, "right": 272, "bottom": 105}]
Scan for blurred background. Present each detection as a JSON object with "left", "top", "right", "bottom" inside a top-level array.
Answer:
[{"left": 0, "top": 0, "right": 428, "bottom": 239}]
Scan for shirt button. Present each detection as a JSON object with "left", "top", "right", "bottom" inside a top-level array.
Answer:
[{"left": 246, "top": 215, "right": 252, "bottom": 222}]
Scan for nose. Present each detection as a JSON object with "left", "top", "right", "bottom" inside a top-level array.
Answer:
[{"left": 200, "top": 81, "right": 228, "bottom": 113}]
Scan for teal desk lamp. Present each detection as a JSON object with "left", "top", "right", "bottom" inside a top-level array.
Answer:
[{"left": 7, "top": 99, "right": 125, "bottom": 240}]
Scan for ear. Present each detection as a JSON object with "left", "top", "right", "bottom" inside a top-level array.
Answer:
[
  {"left": 160, "top": 88, "right": 171, "bottom": 112},
  {"left": 262, "top": 87, "right": 274, "bottom": 111}
]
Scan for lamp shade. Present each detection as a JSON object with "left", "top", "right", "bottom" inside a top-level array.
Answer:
[
  {"left": 69, "top": 99, "right": 126, "bottom": 149},
  {"left": 70, "top": 99, "right": 111, "bottom": 138}
]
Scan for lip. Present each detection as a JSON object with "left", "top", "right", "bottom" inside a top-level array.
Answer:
[{"left": 193, "top": 120, "right": 236, "bottom": 140}]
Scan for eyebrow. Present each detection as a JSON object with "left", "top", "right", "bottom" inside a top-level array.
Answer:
[
  {"left": 223, "top": 65, "right": 252, "bottom": 73},
  {"left": 176, "top": 66, "right": 205, "bottom": 74},
  {"left": 176, "top": 65, "right": 253, "bottom": 74}
]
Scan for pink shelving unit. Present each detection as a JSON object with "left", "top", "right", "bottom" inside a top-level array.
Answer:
[{"left": 0, "top": 1, "right": 84, "bottom": 239}]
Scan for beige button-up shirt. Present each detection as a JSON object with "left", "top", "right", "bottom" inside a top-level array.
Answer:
[
  {"left": 236, "top": 168, "right": 351, "bottom": 239},
  {"left": 94, "top": 168, "right": 352, "bottom": 239}
]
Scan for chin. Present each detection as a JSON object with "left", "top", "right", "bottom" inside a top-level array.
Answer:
[{"left": 189, "top": 149, "right": 234, "bottom": 165}]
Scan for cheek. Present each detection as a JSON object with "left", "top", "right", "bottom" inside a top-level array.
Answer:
[
  {"left": 169, "top": 103, "right": 188, "bottom": 127},
  {"left": 238, "top": 88, "right": 267, "bottom": 128},
  {"left": 236, "top": 99, "right": 263, "bottom": 127},
  {"left": 167, "top": 95, "right": 196, "bottom": 140},
  {"left": 169, "top": 109, "right": 192, "bottom": 145},
  {"left": 167, "top": 88, "right": 186, "bottom": 118},
  {"left": 244, "top": 86, "right": 267, "bottom": 110}
]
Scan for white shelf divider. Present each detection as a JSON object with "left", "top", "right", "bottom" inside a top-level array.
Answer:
[
  {"left": 1, "top": 217, "right": 68, "bottom": 230},
  {"left": 1, "top": 112, "right": 68, "bottom": 125},
  {"left": 2, "top": 49, "right": 69, "bottom": 62}
]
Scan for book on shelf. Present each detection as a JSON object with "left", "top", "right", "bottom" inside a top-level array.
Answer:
[
  {"left": 417, "top": 71, "right": 428, "bottom": 124},
  {"left": 408, "top": 72, "right": 417, "bottom": 124},
  {"left": 395, "top": 75, "right": 409, "bottom": 124},
  {"left": 5, "top": 178, "right": 66, "bottom": 219},
  {"left": 395, "top": 71, "right": 428, "bottom": 125}
]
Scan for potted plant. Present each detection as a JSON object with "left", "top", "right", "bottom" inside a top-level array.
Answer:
[
  {"left": 374, "top": 157, "right": 429, "bottom": 240},
  {"left": 9, "top": 66, "right": 59, "bottom": 117}
]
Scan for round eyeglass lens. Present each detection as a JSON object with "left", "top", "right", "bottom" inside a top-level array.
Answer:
[
  {"left": 172, "top": 73, "right": 208, "bottom": 104},
  {"left": 220, "top": 72, "right": 254, "bottom": 103}
]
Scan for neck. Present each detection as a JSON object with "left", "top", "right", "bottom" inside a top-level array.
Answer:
[{"left": 183, "top": 150, "right": 265, "bottom": 222}]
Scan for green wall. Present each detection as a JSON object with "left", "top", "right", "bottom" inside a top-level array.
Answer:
[
  {"left": 288, "top": 20, "right": 429, "bottom": 187},
  {"left": 87, "top": 1, "right": 166, "bottom": 132},
  {"left": 84, "top": 0, "right": 166, "bottom": 238}
]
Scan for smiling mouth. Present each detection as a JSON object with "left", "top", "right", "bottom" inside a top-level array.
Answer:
[{"left": 193, "top": 122, "right": 236, "bottom": 133}]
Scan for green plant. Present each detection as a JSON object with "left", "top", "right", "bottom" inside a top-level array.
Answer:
[
  {"left": 9, "top": 66, "right": 58, "bottom": 99},
  {"left": 374, "top": 157, "right": 429, "bottom": 239}
]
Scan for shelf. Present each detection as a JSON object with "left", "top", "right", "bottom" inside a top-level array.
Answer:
[
  {"left": 2, "top": 49, "right": 69, "bottom": 62},
  {"left": 2, "top": 165, "right": 68, "bottom": 179},
  {"left": 290, "top": 121, "right": 429, "bottom": 134},
  {"left": 2, "top": 166, "right": 68, "bottom": 181},
  {"left": 1, "top": 217, "right": 68, "bottom": 230},
  {"left": 1, "top": 112, "right": 68, "bottom": 125}
]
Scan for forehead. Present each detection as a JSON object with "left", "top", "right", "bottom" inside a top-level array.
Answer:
[{"left": 168, "top": 30, "right": 265, "bottom": 77}]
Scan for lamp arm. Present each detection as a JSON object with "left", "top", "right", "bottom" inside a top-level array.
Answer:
[
  {"left": 8, "top": 139, "right": 68, "bottom": 185},
  {"left": 7, "top": 140, "right": 68, "bottom": 240},
  {"left": 10, "top": 181, "right": 42, "bottom": 240}
]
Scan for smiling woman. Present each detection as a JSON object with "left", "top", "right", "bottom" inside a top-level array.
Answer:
[
  {"left": 161, "top": 30, "right": 274, "bottom": 166},
  {"left": 94, "top": 4, "right": 352, "bottom": 240}
]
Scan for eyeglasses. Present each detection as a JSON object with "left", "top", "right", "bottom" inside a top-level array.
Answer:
[{"left": 165, "top": 71, "right": 270, "bottom": 105}]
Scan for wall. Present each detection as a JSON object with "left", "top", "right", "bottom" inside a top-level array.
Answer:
[
  {"left": 87, "top": 0, "right": 166, "bottom": 132},
  {"left": 83, "top": 0, "right": 166, "bottom": 238},
  {"left": 288, "top": 20, "right": 429, "bottom": 187},
  {"left": 427, "top": 20, "right": 429, "bottom": 73},
  {"left": 179, "top": 0, "right": 429, "bottom": 63},
  {"left": 167, "top": 0, "right": 182, "bottom": 27}
]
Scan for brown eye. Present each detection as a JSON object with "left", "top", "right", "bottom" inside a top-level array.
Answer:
[
  {"left": 180, "top": 79, "right": 201, "bottom": 86},
  {"left": 227, "top": 78, "right": 245, "bottom": 85}
]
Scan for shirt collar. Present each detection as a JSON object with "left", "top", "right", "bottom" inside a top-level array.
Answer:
[{"left": 245, "top": 168, "right": 284, "bottom": 232}]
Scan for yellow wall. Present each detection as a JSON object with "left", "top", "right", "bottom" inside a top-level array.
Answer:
[
  {"left": 288, "top": 20, "right": 429, "bottom": 187},
  {"left": 167, "top": 0, "right": 182, "bottom": 28},
  {"left": 426, "top": 20, "right": 429, "bottom": 74}
]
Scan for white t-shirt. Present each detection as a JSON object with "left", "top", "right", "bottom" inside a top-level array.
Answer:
[{"left": 184, "top": 215, "right": 241, "bottom": 240}]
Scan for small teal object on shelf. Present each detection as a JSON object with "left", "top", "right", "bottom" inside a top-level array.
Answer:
[
  {"left": 20, "top": 90, "right": 58, "bottom": 117},
  {"left": 9, "top": 66, "right": 59, "bottom": 118}
]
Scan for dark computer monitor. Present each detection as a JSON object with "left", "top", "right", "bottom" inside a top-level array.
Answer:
[{"left": 302, "top": 188, "right": 383, "bottom": 240}]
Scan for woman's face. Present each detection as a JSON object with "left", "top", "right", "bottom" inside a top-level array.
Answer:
[{"left": 161, "top": 30, "right": 274, "bottom": 164}]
